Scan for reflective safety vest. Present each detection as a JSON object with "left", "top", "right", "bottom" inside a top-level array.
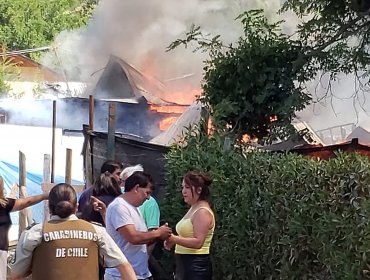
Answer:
[{"left": 31, "top": 219, "right": 99, "bottom": 280}]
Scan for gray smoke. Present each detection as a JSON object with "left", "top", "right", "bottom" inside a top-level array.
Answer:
[
  {"left": 41, "top": 0, "right": 370, "bottom": 138},
  {"left": 42, "top": 0, "right": 286, "bottom": 104},
  {"left": 298, "top": 72, "right": 370, "bottom": 136}
]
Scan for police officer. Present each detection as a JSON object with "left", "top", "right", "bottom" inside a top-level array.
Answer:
[{"left": 10, "top": 183, "right": 136, "bottom": 280}]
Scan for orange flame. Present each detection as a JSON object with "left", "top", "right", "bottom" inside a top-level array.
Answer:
[
  {"left": 241, "top": 134, "right": 258, "bottom": 143},
  {"left": 161, "top": 87, "right": 201, "bottom": 105},
  {"left": 159, "top": 116, "right": 178, "bottom": 131},
  {"left": 269, "top": 115, "right": 278, "bottom": 122},
  {"left": 138, "top": 54, "right": 203, "bottom": 131},
  {"left": 242, "top": 134, "right": 250, "bottom": 143},
  {"left": 149, "top": 105, "right": 187, "bottom": 114},
  {"left": 139, "top": 55, "right": 201, "bottom": 105}
]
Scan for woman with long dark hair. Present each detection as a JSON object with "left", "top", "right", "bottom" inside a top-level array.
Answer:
[
  {"left": 165, "top": 171, "right": 215, "bottom": 280},
  {"left": 81, "top": 171, "right": 122, "bottom": 226}
]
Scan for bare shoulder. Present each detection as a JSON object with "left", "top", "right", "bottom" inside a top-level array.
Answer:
[{"left": 192, "top": 207, "right": 214, "bottom": 222}]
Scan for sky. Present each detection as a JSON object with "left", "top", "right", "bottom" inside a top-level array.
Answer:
[{"left": 41, "top": 0, "right": 370, "bottom": 140}]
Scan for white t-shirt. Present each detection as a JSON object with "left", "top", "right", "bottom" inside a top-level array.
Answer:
[{"left": 105, "top": 196, "right": 151, "bottom": 279}]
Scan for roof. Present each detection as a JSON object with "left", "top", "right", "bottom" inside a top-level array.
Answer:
[
  {"left": 345, "top": 126, "right": 370, "bottom": 145},
  {"left": 289, "top": 138, "right": 370, "bottom": 160},
  {"left": 90, "top": 55, "right": 176, "bottom": 106},
  {"left": 293, "top": 121, "right": 324, "bottom": 145},
  {"left": 261, "top": 121, "right": 323, "bottom": 152},
  {"left": 0, "top": 46, "right": 64, "bottom": 82},
  {"left": 149, "top": 101, "right": 203, "bottom": 146},
  {"left": 261, "top": 138, "right": 310, "bottom": 152}
]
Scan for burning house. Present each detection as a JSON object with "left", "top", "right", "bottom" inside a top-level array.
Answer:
[
  {"left": 80, "top": 56, "right": 203, "bottom": 197},
  {"left": 0, "top": 55, "right": 191, "bottom": 141},
  {"left": 0, "top": 52, "right": 201, "bottom": 200},
  {"left": 86, "top": 55, "right": 190, "bottom": 139}
]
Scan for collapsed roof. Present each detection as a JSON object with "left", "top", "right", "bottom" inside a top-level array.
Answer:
[
  {"left": 90, "top": 55, "right": 174, "bottom": 105},
  {"left": 150, "top": 101, "right": 204, "bottom": 146}
]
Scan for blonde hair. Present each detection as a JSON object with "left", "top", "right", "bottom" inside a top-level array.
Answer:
[
  {"left": 0, "top": 176, "right": 7, "bottom": 207},
  {"left": 120, "top": 164, "right": 144, "bottom": 181}
]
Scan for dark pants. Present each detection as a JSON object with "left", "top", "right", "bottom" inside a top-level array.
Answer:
[
  {"left": 99, "top": 266, "right": 105, "bottom": 280},
  {"left": 175, "top": 254, "right": 212, "bottom": 280}
]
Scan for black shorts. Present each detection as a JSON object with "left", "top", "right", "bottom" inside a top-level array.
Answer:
[{"left": 175, "top": 254, "right": 212, "bottom": 280}]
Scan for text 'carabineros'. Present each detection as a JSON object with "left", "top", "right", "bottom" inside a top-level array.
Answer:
[{"left": 43, "top": 230, "right": 98, "bottom": 242}]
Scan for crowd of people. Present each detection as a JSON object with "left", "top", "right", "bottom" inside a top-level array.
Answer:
[{"left": 1, "top": 159, "right": 216, "bottom": 280}]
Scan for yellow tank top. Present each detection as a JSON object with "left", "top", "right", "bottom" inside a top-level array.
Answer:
[{"left": 175, "top": 207, "right": 215, "bottom": 254}]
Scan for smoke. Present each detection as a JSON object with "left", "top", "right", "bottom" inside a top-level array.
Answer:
[
  {"left": 40, "top": 0, "right": 370, "bottom": 138},
  {"left": 0, "top": 98, "right": 87, "bottom": 129},
  {"left": 297, "top": 72, "right": 370, "bottom": 136},
  {"left": 42, "top": 0, "right": 286, "bottom": 104}
]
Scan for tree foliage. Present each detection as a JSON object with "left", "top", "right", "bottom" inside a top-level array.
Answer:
[
  {"left": 169, "top": 2, "right": 370, "bottom": 143},
  {"left": 169, "top": 10, "right": 313, "bottom": 143},
  {"left": 281, "top": 0, "right": 370, "bottom": 98},
  {"left": 0, "top": 0, "right": 96, "bottom": 59},
  {"left": 0, "top": 49, "right": 19, "bottom": 95}
]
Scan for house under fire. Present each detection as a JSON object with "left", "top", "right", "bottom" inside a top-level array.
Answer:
[
  {"left": 85, "top": 55, "right": 190, "bottom": 139},
  {"left": 0, "top": 55, "right": 191, "bottom": 141}
]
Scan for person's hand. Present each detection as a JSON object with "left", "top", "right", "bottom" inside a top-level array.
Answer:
[
  {"left": 164, "top": 234, "right": 176, "bottom": 250},
  {"left": 156, "top": 223, "right": 172, "bottom": 240},
  {"left": 91, "top": 196, "right": 106, "bottom": 214}
]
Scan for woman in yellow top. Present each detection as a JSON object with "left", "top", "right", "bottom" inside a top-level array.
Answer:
[{"left": 165, "top": 171, "right": 215, "bottom": 280}]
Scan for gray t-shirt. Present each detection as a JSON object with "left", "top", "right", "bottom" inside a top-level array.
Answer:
[{"left": 105, "top": 196, "right": 150, "bottom": 279}]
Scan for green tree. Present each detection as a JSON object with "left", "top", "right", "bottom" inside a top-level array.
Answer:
[
  {"left": 169, "top": 2, "right": 370, "bottom": 143},
  {"left": 0, "top": 0, "right": 96, "bottom": 59},
  {"left": 0, "top": 0, "right": 96, "bottom": 94},
  {"left": 281, "top": 0, "right": 370, "bottom": 99},
  {"left": 169, "top": 11, "right": 313, "bottom": 143},
  {"left": 0, "top": 51, "right": 19, "bottom": 95}
]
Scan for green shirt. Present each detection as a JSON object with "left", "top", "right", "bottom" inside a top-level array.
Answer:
[{"left": 139, "top": 196, "right": 160, "bottom": 229}]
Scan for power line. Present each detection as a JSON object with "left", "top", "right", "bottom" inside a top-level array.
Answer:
[{"left": 0, "top": 46, "right": 51, "bottom": 56}]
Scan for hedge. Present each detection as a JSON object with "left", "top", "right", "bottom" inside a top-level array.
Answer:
[{"left": 161, "top": 129, "right": 370, "bottom": 279}]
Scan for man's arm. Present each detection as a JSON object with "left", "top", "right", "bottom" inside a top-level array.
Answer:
[
  {"left": 116, "top": 262, "right": 136, "bottom": 280},
  {"left": 95, "top": 225, "right": 137, "bottom": 277},
  {"left": 117, "top": 223, "right": 171, "bottom": 245}
]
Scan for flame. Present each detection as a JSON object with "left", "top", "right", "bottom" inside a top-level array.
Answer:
[
  {"left": 138, "top": 54, "right": 202, "bottom": 131},
  {"left": 242, "top": 134, "right": 250, "bottom": 143},
  {"left": 159, "top": 116, "right": 178, "bottom": 131},
  {"left": 139, "top": 55, "right": 201, "bottom": 105},
  {"left": 149, "top": 104, "right": 187, "bottom": 114},
  {"left": 241, "top": 134, "right": 258, "bottom": 143},
  {"left": 161, "top": 87, "right": 201, "bottom": 105},
  {"left": 270, "top": 115, "right": 278, "bottom": 122}
]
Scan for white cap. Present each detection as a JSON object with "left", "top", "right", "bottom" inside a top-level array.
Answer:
[{"left": 120, "top": 164, "right": 144, "bottom": 180}]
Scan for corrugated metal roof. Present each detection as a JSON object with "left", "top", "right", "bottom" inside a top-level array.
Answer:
[{"left": 91, "top": 55, "right": 178, "bottom": 106}]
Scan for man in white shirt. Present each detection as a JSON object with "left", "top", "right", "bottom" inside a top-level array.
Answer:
[{"left": 105, "top": 171, "right": 172, "bottom": 280}]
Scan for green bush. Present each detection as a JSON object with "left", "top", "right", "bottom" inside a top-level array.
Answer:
[{"left": 161, "top": 127, "right": 370, "bottom": 279}]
